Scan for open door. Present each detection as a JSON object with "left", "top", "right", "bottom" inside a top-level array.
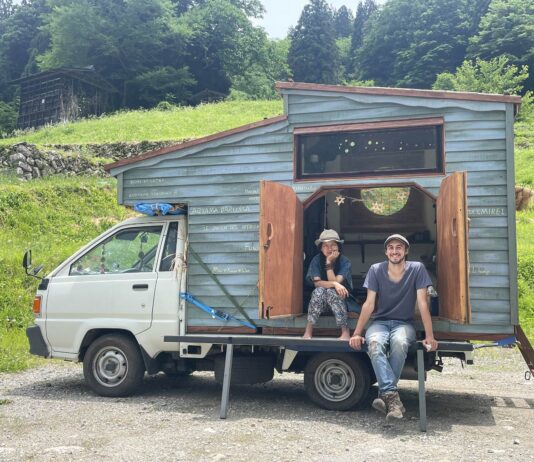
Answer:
[
  {"left": 436, "top": 172, "right": 470, "bottom": 323},
  {"left": 259, "top": 181, "right": 303, "bottom": 318}
]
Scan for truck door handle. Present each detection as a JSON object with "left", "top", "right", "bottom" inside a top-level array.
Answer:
[{"left": 132, "top": 284, "right": 149, "bottom": 290}]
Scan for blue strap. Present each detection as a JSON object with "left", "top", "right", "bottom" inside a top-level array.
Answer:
[{"left": 180, "top": 292, "right": 257, "bottom": 331}]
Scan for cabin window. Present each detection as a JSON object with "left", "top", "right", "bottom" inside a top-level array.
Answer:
[{"left": 295, "top": 118, "right": 444, "bottom": 180}]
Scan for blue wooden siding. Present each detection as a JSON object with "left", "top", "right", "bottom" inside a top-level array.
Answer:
[{"left": 114, "top": 89, "right": 517, "bottom": 335}]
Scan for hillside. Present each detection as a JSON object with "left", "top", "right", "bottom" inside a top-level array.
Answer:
[
  {"left": 0, "top": 100, "right": 533, "bottom": 372},
  {"left": 0, "top": 100, "right": 284, "bottom": 146}
]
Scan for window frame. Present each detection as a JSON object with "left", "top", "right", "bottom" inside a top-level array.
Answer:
[{"left": 293, "top": 117, "right": 445, "bottom": 182}]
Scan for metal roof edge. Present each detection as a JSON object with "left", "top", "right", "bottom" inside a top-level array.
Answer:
[{"left": 275, "top": 81, "right": 522, "bottom": 106}]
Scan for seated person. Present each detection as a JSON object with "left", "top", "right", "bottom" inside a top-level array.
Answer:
[{"left": 303, "top": 229, "right": 353, "bottom": 340}]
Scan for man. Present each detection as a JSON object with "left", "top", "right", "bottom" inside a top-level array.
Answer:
[
  {"left": 349, "top": 234, "right": 438, "bottom": 421},
  {"left": 303, "top": 229, "right": 352, "bottom": 340}
]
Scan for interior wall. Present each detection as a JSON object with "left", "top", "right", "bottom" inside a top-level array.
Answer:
[{"left": 304, "top": 186, "right": 437, "bottom": 300}]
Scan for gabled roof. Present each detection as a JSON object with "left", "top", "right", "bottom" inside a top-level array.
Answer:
[
  {"left": 104, "top": 114, "right": 288, "bottom": 172},
  {"left": 276, "top": 81, "right": 522, "bottom": 105}
]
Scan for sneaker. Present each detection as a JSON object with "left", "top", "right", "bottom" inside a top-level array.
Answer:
[
  {"left": 384, "top": 391, "right": 403, "bottom": 421},
  {"left": 372, "top": 395, "right": 387, "bottom": 414}
]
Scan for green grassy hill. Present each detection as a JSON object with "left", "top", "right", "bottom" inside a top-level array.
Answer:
[
  {"left": 0, "top": 99, "right": 533, "bottom": 372},
  {"left": 0, "top": 100, "right": 283, "bottom": 146}
]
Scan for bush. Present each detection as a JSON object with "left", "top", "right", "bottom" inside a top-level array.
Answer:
[
  {"left": 433, "top": 56, "right": 528, "bottom": 95},
  {"left": 0, "top": 100, "right": 18, "bottom": 136}
]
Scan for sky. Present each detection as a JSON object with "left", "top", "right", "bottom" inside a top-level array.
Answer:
[{"left": 256, "top": 0, "right": 382, "bottom": 39}]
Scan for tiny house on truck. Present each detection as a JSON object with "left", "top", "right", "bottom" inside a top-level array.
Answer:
[
  {"left": 106, "top": 81, "right": 522, "bottom": 341},
  {"left": 26, "top": 82, "right": 533, "bottom": 420}
]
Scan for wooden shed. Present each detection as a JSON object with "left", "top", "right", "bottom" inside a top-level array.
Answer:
[
  {"left": 105, "top": 82, "right": 522, "bottom": 340},
  {"left": 13, "top": 67, "right": 116, "bottom": 130}
]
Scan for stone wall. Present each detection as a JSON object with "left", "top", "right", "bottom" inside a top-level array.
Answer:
[{"left": 0, "top": 141, "right": 177, "bottom": 180}]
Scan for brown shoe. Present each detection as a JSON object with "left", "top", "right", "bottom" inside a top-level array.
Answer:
[
  {"left": 384, "top": 391, "right": 403, "bottom": 421},
  {"left": 372, "top": 395, "right": 387, "bottom": 414}
]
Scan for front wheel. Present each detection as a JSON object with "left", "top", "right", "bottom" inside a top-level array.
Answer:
[
  {"left": 83, "top": 334, "right": 145, "bottom": 397},
  {"left": 304, "top": 353, "right": 371, "bottom": 411}
]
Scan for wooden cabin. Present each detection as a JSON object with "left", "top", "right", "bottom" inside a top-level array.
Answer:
[{"left": 105, "top": 82, "right": 522, "bottom": 340}]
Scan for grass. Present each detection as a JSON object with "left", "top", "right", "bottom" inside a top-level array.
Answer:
[{"left": 0, "top": 100, "right": 284, "bottom": 146}]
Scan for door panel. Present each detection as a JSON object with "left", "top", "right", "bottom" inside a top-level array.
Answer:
[
  {"left": 259, "top": 181, "right": 303, "bottom": 318},
  {"left": 436, "top": 172, "right": 470, "bottom": 323}
]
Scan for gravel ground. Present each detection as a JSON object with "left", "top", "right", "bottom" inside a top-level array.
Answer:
[{"left": 0, "top": 348, "right": 533, "bottom": 462}]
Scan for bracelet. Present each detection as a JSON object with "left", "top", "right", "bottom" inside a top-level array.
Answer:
[{"left": 325, "top": 264, "right": 333, "bottom": 270}]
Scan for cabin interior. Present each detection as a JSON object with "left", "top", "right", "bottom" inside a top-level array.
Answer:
[{"left": 303, "top": 186, "right": 438, "bottom": 313}]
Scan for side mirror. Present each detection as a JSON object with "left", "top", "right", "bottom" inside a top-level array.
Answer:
[{"left": 23, "top": 250, "right": 31, "bottom": 269}]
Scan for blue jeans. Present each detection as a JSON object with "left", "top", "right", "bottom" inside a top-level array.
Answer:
[{"left": 365, "top": 320, "right": 416, "bottom": 395}]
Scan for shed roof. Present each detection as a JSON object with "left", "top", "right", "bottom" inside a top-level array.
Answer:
[
  {"left": 105, "top": 81, "right": 521, "bottom": 173},
  {"left": 276, "top": 81, "right": 522, "bottom": 105}
]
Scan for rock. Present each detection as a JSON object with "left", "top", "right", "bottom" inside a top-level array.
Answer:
[
  {"left": 9, "top": 153, "right": 26, "bottom": 163},
  {"left": 514, "top": 439, "right": 520, "bottom": 445},
  {"left": 18, "top": 161, "right": 33, "bottom": 173}
]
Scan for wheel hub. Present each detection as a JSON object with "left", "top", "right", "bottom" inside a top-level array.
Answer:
[
  {"left": 314, "top": 359, "right": 356, "bottom": 402},
  {"left": 93, "top": 348, "right": 128, "bottom": 387}
]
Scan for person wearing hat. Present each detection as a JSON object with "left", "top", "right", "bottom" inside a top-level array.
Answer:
[
  {"left": 349, "top": 234, "right": 438, "bottom": 422},
  {"left": 303, "top": 229, "right": 353, "bottom": 340}
]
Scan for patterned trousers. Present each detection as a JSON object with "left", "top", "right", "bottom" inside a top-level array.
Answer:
[{"left": 307, "top": 287, "right": 348, "bottom": 328}]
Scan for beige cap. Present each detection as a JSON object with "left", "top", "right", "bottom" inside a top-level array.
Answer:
[{"left": 315, "top": 229, "right": 344, "bottom": 247}]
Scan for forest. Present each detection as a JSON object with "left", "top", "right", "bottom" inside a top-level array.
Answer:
[{"left": 0, "top": 0, "right": 533, "bottom": 133}]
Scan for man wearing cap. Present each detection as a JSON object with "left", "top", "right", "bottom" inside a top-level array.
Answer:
[
  {"left": 303, "top": 229, "right": 352, "bottom": 340},
  {"left": 349, "top": 234, "right": 438, "bottom": 421}
]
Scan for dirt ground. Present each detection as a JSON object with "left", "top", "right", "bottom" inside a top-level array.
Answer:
[{"left": 0, "top": 348, "right": 533, "bottom": 462}]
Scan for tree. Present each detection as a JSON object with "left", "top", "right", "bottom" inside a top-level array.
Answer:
[
  {"left": 468, "top": 0, "right": 534, "bottom": 91},
  {"left": 287, "top": 0, "right": 340, "bottom": 84},
  {"left": 349, "top": 0, "right": 377, "bottom": 76},
  {"left": 231, "top": 38, "right": 291, "bottom": 99},
  {"left": 0, "top": 0, "right": 14, "bottom": 19},
  {"left": 178, "top": 0, "right": 267, "bottom": 96},
  {"left": 37, "top": 0, "right": 193, "bottom": 107},
  {"left": 433, "top": 56, "right": 529, "bottom": 95},
  {"left": 333, "top": 5, "right": 353, "bottom": 38},
  {"left": 0, "top": 0, "right": 50, "bottom": 101},
  {"left": 171, "top": 0, "right": 264, "bottom": 17},
  {"left": 357, "top": 0, "right": 490, "bottom": 88}
]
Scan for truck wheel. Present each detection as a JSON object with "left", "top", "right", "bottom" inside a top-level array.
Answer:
[
  {"left": 304, "top": 353, "right": 370, "bottom": 411},
  {"left": 83, "top": 334, "right": 145, "bottom": 397}
]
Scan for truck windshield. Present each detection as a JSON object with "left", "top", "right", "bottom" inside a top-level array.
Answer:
[{"left": 69, "top": 226, "right": 163, "bottom": 275}]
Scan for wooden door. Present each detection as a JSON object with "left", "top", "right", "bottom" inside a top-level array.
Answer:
[
  {"left": 436, "top": 172, "right": 470, "bottom": 323},
  {"left": 259, "top": 181, "right": 303, "bottom": 318}
]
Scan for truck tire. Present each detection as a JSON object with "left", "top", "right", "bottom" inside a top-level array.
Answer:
[
  {"left": 83, "top": 334, "right": 145, "bottom": 397},
  {"left": 214, "top": 354, "right": 274, "bottom": 385},
  {"left": 304, "top": 353, "right": 371, "bottom": 411}
]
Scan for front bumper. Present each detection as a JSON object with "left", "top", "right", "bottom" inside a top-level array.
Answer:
[{"left": 26, "top": 325, "right": 50, "bottom": 357}]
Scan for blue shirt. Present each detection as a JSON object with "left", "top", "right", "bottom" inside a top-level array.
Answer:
[
  {"left": 306, "top": 254, "right": 353, "bottom": 290},
  {"left": 363, "top": 261, "right": 432, "bottom": 322}
]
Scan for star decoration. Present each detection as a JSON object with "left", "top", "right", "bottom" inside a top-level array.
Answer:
[{"left": 334, "top": 195, "right": 346, "bottom": 206}]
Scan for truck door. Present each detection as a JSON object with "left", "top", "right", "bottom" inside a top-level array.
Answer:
[
  {"left": 436, "top": 171, "right": 471, "bottom": 323},
  {"left": 45, "top": 225, "right": 164, "bottom": 354},
  {"left": 259, "top": 181, "right": 303, "bottom": 318}
]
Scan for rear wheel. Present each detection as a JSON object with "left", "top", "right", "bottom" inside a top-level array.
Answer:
[
  {"left": 304, "top": 353, "right": 371, "bottom": 411},
  {"left": 83, "top": 334, "right": 145, "bottom": 397}
]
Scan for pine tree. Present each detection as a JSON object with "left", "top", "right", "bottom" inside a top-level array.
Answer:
[
  {"left": 334, "top": 5, "right": 353, "bottom": 38},
  {"left": 287, "top": 0, "right": 340, "bottom": 84},
  {"left": 349, "top": 0, "right": 377, "bottom": 76}
]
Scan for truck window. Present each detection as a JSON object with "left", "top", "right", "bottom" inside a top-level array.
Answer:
[
  {"left": 159, "top": 222, "right": 178, "bottom": 271},
  {"left": 69, "top": 226, "right": 163, "bottom": 275}
]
